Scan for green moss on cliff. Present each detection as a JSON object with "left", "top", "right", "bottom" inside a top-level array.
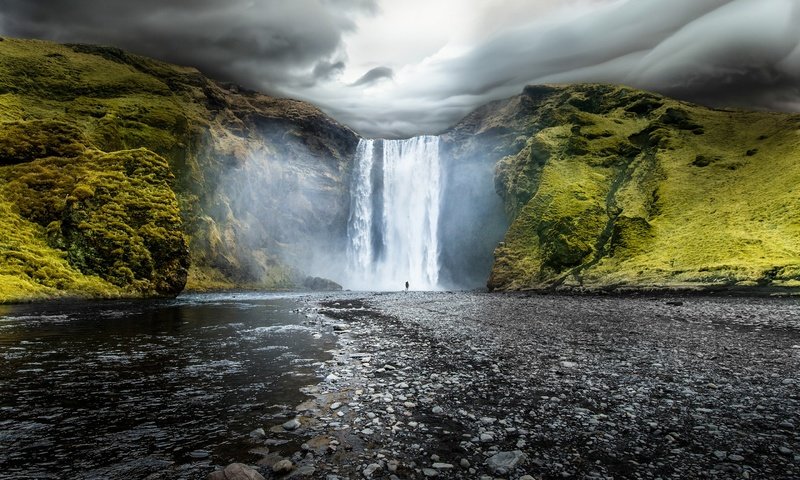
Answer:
[
  {"left": 0, "top": 37, "right": 356, "bottom": 301},
  {"left": 0, "top": 197, "right": 121, "bottom": 302},
  {"left": 0, "top": 146, "right": 188, "bottom": 299},
  {"left": 488, "top": 84, "right": 800, "bottom": 292}
]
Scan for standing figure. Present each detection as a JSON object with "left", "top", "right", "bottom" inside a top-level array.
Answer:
[{"left": 405, "top": 281, "right": 409, "bottom": 292}]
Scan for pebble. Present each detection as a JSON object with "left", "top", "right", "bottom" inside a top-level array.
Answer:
[
  {"left": 272, "top": 459, "right": 293, "bottom": 473},
  {"left": 486, "top": 450, "right": 527, "bottom": 474},
  {"left": 211, "top": 463, "right": 265, "bottom": 480},
  {"left": 363, "top": 463, "right": 382, "bottom": 477},
  {"left": 432, "top": 463, "right": 454, "bottom": 469},
  {"left": 302, "top": 293, "right": 800, "bottom": 480},
  {"left": 282, "top": 418, "right": 301, "bottom": 431},
  {"left": 330, "top": 402, "right": 342, "bottom": 410}
]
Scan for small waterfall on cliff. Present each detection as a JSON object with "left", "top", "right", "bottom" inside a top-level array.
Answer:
[{"left": 346, "top": 136, "right": 442, "bottom": 290}]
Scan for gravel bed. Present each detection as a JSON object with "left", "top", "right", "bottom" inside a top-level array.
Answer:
[{"left": 237, "top": 292, "right": 800, "bottom": 480}]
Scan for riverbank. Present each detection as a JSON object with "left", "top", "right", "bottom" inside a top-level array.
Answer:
[{"left": 245, "top": 291, "right": 800, "bottom": 479}]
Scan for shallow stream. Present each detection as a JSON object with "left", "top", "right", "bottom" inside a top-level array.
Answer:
[{"left": 0, "top": 293, "right": 336, "bottom": 479}]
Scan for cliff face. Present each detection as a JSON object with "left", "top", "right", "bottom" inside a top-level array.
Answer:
[
  {"left": 454, "top": 84, "right": 800, "bottom": 292},
  {"left": 0, "top": 38, "right": 357, "bottom": 301},
  {"left": 3, "top": 37, "right": 797, "bottom": 299}
]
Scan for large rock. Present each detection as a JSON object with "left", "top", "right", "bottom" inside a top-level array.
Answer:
[
  {"left": 207, "top": 463, "right": 265, "bottom": 480},
  {"left": 486, "top": 450, "right": 527, "bottom": 474}
]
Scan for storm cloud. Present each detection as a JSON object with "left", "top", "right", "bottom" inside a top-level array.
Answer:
[
  {"left": 1, "top": 0, "right": 798, "bottom": 137},
  {"left": 0, "top": 0, "right": 376, "bottom": 93}
]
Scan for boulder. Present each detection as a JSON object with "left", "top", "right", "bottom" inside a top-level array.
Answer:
[
  {"left": 486, "top": 450, "right": 527, "bottom": 474},
  {"left": 206, "top": 463, "right": 265, "bottom": 480}
]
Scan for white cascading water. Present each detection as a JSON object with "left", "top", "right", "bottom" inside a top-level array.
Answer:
[
  {"left": 346, "top": 136, "right": 441, "bottom": 290},
  {"left": 346, "top": 139, "right": 376, "bottom": 278}
]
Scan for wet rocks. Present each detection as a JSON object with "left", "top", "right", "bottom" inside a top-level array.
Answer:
[
  {"left": 281, "top": 418, "right": 301, "bottom": 431},
  {"left": 300, "top": 292, "right": 800, "bottom": 479}
]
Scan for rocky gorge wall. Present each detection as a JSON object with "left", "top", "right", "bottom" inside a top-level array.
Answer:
[
  {"left": 1, "top": 37, "right": 798, "bottom": 301},
  {"left": 454, "top": 84, "right": 800, "bottom": 292},
  {"left": 0, "top": 38, "right": 357, "bottom": 301}
]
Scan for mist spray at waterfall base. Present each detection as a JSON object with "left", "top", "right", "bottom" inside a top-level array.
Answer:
[{"left": 346, "top": 136, "right": 442, "bottom": 291}]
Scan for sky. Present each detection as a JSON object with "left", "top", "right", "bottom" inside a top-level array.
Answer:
[{"left": 1, "top": 0, "right": 799, "bottom": 137}]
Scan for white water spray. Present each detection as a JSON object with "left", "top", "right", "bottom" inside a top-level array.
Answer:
[{"left": 346, "top": 136, "right": 442, "bottom": 290}]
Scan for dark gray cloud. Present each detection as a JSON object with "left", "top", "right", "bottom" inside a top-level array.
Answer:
[
  {"left": 350, "top": 66, "right": 393, "bottom": 86},
  {"left": 312, "top": 60, "right": 346, "bottom": 82},
  {"left": 0, "top": 0, "right": 376, "bottom": 93},
  {"left": 0, "top": 0, "right": 798, "bottom": 137}
]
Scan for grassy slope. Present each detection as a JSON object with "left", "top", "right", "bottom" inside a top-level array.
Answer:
[
  {"left": 487, "top": 84, "right": 800, "bottom": 292},
  {"left": 0, "top": 37, "right": 355, "bottom": 302}
]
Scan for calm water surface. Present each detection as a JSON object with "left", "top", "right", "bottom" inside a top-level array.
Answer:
[{"left": 0, "top": 292, "right": 337, "bottom": 479}]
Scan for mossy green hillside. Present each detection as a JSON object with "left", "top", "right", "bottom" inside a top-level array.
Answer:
[
  {"left": 484, "top": 84, "right": 800, "bottom": 291},
  {"left": 0, "top": 37, "right": 356, "bottom": 301},
  {"left": 0, "top": 141, "right": 188, "bottom": 298}
]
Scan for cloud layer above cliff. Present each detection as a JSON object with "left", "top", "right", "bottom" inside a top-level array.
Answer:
[{"left": 2, "top": 0, "right": 799, "bottom": 137}]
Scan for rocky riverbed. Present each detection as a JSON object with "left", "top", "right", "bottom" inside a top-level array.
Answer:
[{"left": 221, "top": 292, "right": 800, "bottom": 480}]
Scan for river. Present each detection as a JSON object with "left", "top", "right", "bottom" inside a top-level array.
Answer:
[{"left": 0, "top": 293, "right": 337, "bottom": 479}]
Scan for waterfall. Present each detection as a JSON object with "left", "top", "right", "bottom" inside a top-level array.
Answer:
[{"left": 346, "top": 136, "right": 442, "bottom": 290}]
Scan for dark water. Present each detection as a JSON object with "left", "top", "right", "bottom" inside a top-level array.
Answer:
[{"left": 0, "top": 293, "right": 338, "bottom": 479}]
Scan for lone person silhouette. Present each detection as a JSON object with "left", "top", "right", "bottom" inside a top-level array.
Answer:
[{"left": 405, "top": 281, "right": 409, "bottom": 292}]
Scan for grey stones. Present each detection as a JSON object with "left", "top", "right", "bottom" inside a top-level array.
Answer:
[
  {"left": 272, "top": 459, "right": 293, "bottom": 473},
  {"left": 207, "top": 463, "right": 265, "bottom": 480},
  {"left": 363, "top": 463, "right": 382, "bottom": 477},
  {"left": 190, "top": 450, "right": 211, "bottom": 459},
  {"left": 486, "top": 450, "right": 527, "bottom": 474},
  {"left": 300, "top": 293, "right": 800, "bottom": 480},
  {"left": 294, "top": 465, "right": 316, "bottom": 476},
  {"left": 330, "top": 402, "right": 342, "bottom": 410},
  {"left": 282, "top": 418, "right": 301, "bottom": 431},
  {"left": 249, "top": 427, "right": 266, "bottom": 438}
]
